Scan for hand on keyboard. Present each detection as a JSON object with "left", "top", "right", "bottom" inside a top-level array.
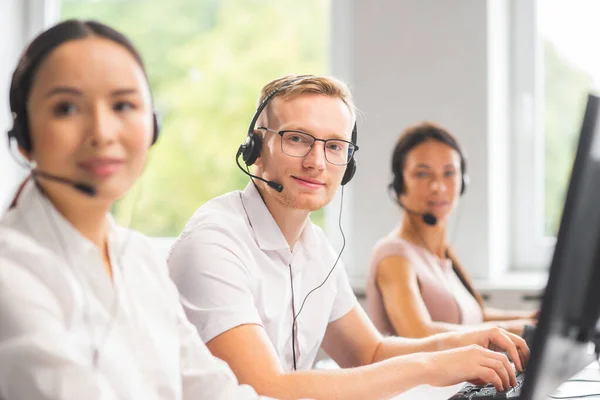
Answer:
[
  {"left": 447, "top": 326, "right": 530, "bottom": 372},
  {"left": 420, "top": 344, "right": 518, "bottom": 392},
  {"left": 448, "top": 370, "right": 526, "bottom": 399}
]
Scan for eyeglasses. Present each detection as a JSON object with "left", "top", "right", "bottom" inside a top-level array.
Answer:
[{"left": 257, "top": 127, "right": 358, "bottom": 166}]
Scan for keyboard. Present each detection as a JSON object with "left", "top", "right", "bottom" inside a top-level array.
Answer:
[{"left": 448, "top": 371, "right": 526, "bottom": 399}]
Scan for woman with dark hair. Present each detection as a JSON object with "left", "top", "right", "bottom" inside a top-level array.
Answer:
[
  {"left": 366, "top": 121, "right": 536, "bottom": 339},
  {"left": 0, "top": 19, "right": 266, "bottom": 399}
]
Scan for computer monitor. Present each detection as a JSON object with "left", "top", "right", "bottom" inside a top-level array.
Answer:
[{"left": 520, "top": 92, "right": 600, "bottom": 400}]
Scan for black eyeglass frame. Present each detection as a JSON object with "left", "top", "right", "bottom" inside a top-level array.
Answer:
[{"left": 257, "top": 126, "right": 359, "bottom": 166}]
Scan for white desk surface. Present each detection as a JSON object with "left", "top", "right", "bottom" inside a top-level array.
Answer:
[{"left": 391, "top": 361, "right": 600, "bottom": 400}]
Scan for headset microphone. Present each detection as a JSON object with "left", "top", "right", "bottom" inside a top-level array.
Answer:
[
  {"left": 387, "top": 184, "right": 437, "bottom": 226},
  {"left": 397, "top": 199, "right": 438, "bottom": 226},
  {"left": 32, "top": 170, "right": 97, "bottom": 197},
  {"left": 235, "top": 149, "right": 283, "bottom": 193}
]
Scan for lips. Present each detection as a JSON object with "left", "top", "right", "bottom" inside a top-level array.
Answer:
[
  {"left": 292, "top": 176, "right": 325, "bottom": 189},
  {"left": 294, "top": 176, "right": 325, "bottom": 185},
  {"left": 77, "top": 158, "right": 124, "bottom": 178},
  {"left": 427, "top": 200, "right": 450, "bottom": 208}
]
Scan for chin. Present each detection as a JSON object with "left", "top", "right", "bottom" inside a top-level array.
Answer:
[
  {"left": 292, "top": 193, "right": 331, "bottom": 211},
  {"left": 275, "top": 190, "right": 325, "bottom": 211},
  {"left": 295, "top": 201, "right": 325, "bottom": 212}
]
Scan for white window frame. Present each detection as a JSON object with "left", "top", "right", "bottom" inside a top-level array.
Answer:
[
  {"left": 509, "top": 0, "right": 555, "bottom": 270},
  {"left": 1, "top": 0, "right": 55, "bottom": 212},
  {"left": 29, "top": 0, "right": 59, "bottom": 37}
]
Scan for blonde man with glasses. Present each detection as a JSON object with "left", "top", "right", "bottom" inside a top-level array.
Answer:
[{"left": 168, "top": 75, "right": 529, "bottom": 400}]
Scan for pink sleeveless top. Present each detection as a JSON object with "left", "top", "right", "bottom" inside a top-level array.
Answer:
[{"left": 366, "top": 235, "right": 483, "bottom": 336}]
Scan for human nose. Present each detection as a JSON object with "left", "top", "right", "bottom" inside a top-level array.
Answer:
[
  {"left": 86, "top": 105, "right": 118, "bottom": 148},
  {"left": 430, "top": 176, "right": 449, "bottom": 193},
  {"left": 302, "top": 140, "right": 327, "bottom": 170}
]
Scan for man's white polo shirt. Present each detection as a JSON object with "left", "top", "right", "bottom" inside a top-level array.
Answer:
[{"left": 168, "top": 182, "right": 357, "bottom": 371}]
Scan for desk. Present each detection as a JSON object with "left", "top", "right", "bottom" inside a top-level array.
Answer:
[{"left": 392, "top": 362, "right": 600, "bottom": 400}]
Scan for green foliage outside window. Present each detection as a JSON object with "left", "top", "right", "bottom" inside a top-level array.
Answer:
[
  {"left": 543, "top": 42, "right": 593, "bottom": 236},
  {"left": 61, "top": 0, "right": 330, "bottom": 236}
]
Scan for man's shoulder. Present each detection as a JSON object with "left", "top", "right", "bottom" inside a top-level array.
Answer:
[
  {"left": 189, "top": 190, "right": 246, "bottom": 227},
  {"left": 169, "top": 190, "right": 252, "bottom": 255}
]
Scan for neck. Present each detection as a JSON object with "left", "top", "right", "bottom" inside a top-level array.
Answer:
[
  {"left": 399, "top": 215, "right": 447, "bottom": 258},
  {"left": 39, "top": 181, "right": 110, "bottom": 251},
  {"left": 256, "top": 184, "right": 310, "bottom": 252}
]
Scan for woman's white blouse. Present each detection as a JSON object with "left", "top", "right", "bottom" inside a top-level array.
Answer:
[{"left": 0, "top": 181, "right": 265, "bottom": 400}]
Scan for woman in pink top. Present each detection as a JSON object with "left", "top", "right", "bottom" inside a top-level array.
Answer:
[{"left": 366, "top": 122, "right": 537, "bottom": 338}]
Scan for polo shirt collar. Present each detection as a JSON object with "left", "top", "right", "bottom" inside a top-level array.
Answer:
[{"left": 240, "top": 182, "right": 318, "bottom": 258}]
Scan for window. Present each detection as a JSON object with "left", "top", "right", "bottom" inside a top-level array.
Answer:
[
  {"left": 58, "top": 0, "right": 330, "bottom": 237},
  {"left": 511, "top": 0, "right": 597, "bottom": 269}
]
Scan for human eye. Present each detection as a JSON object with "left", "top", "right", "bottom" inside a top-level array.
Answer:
[
  {"left": 113, "top": 101, "right": 136, "bottom": 112},
  {"left": 326, "top": 141, "right": 346, "bottom": 152},
  {"left": 52, "top": 101, "right": 78, "bottom": 117},
  {"left": 286, "top": 132, "right": 310, "bottom": 144}
]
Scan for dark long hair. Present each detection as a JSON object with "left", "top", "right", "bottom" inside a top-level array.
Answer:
[{"left": 9, "top": 19, "right": 148, "bottom": 151}]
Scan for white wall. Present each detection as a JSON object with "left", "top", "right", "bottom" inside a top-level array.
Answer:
[
  {"left": 328, "top": 0, "right": 511, "bottom": 289},
  {"left": 0, "top": 0, "right": 28, "bottom": 211}
]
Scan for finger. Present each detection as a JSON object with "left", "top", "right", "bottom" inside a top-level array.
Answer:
[
  {"left": 490, "top": 330, "right": 524, "bottom": 372},
  {"left": 468, "top": 378, "right": 488, "bottom": 386},
  {"left": 479, "top": 366, "right": 505, "bottom": 392},
  {"left": 492, "top": 351, "right": 517, "bottom": 387},
  {"left": 517, "top": 347, "right": 526, "bottom": 370},
  {"left": 518, "top": 343, "right": 530, "bottom": 368},
  {"left": 483, "top": 357, "right": 511, "bottom": 390},
  {"left": 506, "top": 331, "right": 530, "bottom": 367}
]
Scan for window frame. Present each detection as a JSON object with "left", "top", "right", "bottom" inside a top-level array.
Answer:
[{"left": 509, "top": 0, "right": 556, "bottom": 270}]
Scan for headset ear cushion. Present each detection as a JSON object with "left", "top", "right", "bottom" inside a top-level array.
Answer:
[
  {"left": 460, "top": 173, "right": 469, "bottom": 196},
  {"left": 8, "top": 120, "right": 32, "bottom": 153},
  {"left": 242, "top": 133, "right": 262, "bottom": 166},
  {"left": 341, "top": 159, "right": 356, "bottom": 185},
  {"left": 151, "top": 112, "right": 160, "bottom": 145},
  {"left": 392, "top": 174, "right": 403, "bottom": 195}
]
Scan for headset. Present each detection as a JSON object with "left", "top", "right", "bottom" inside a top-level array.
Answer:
[{"left": 237, "top": 76, "right": 358, "bottom": 189}]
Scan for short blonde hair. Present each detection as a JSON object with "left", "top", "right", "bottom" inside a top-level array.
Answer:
[{"left": 257, "top": 74, "right": 356, "bottom": 121}]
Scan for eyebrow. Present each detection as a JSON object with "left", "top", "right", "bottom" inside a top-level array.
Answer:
[
  {"left": 414, "top": 163, "right": 458, "bottom": 169},
  {"left": 45, "top": 86, "right": 82, "bottom": 98},
  {"left": 44, "top": 87, "right": 140, "bottom": 99},
  {"left": 110, "top": 88, "right": 139, "bottom": 97},
  {"left": 284, "top": 126, "right": 350, "bottom": 141}
]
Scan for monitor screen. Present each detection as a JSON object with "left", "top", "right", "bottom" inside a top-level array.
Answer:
[{"left": 521, "top": 93, "right": 600, "bottom": 400}]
